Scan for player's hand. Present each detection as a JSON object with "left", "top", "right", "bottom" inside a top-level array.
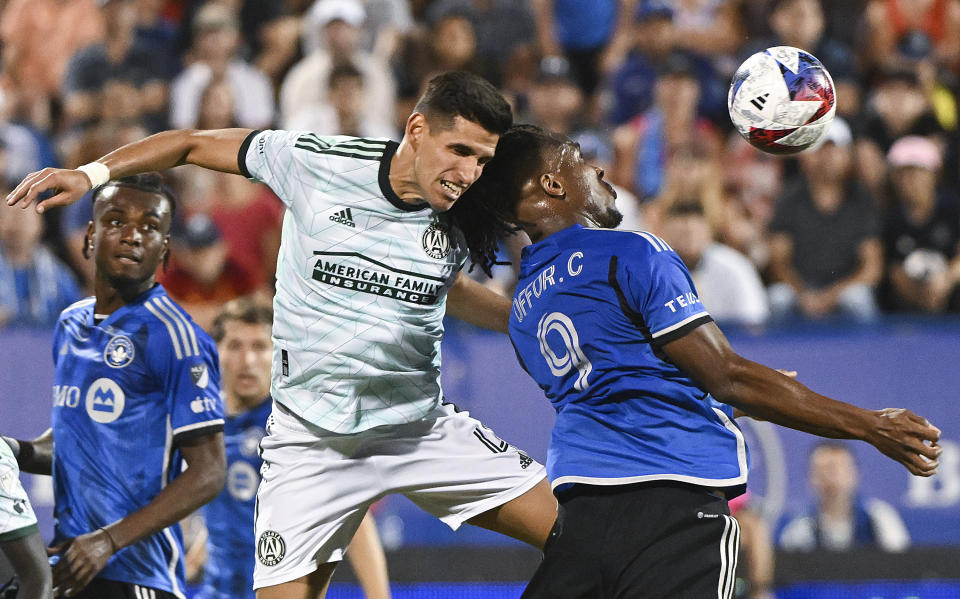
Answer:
[
  {"left": 5, "top": 167, "right": 93, "bottom": 213},
  {"left": 866, "top": 408, "right": 941, "bottom": 476},
  {"left": 49, "top": 528, "right": 116, "bottom": 597}
]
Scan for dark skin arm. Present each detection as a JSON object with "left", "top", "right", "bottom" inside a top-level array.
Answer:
[
  {"left": 2, "top": 531, "right": 53, "bottom": 598},
  {"left": 662, "top": 322, "right": 941, "bottom": 476},
  {"left": 6, "top": 128, "right": 252, "bottom": 213},
  {"left": 51, "top": 432, "right": 225, "bottom": 597},
  {"left": 4, "top": 429, "right": 54, "bottom": 475}
]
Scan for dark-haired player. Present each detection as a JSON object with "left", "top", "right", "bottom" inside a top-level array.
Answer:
[
  {"left": 6, "top": 72, "right": 558, "bottom": 599},
  {"left": 459, "top": 125, "right": 941, "bottom": 598},
  {"left": 5, "top": 174, "right": 226, "bottom": 598}
]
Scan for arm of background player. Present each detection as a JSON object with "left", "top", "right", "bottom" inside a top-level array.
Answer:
[
  {"left": 661, "top": 322, "right": 942, "bottom": 476},
  {"left": 2, "top": 531, "right": 54, "bottom": 598},
  {"left": 345, "top": 512, "right": 392, "bottom": 599},
  {"left": 6, "top": 128, "right": 254, "bottom": 212},
  {"left": 51, "top": 432, "right": 225, "bottom": 597},
  {"left": 446, "top": 271, "right": 511, "bottom": 333},
  {"left": 3, "top": 429, "right": 54, "bottom": 475}
]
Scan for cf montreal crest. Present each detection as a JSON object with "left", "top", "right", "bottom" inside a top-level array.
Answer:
[
  {"left": 257, "top": 530, "right": 286, "bottom": 566},
  {"left": 104, "top": 336, "right": 135, "bottom": 368},
  {"left": 422, "top": 222, "right": 451, "bottom": 259}
]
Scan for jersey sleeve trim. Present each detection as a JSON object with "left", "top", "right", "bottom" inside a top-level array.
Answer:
[
  {"left": 651, "top": 313, "right": 714, "bottom": 345},
  {"left": 608, "top": 255, "right": 653, "bottom": 340},
  {"left": 172, "top": 420, "right": 225, "bottom": 443},
  {"left": 237, "top": 130, "right": 262, "bottom": 179},
  {"left": 0, "top": 522, "right": 39, "bottom": 542}
]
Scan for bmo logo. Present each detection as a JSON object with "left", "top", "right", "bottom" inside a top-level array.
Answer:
[{"left": 85, "top": 378, "right": 125, "bottom": 424}]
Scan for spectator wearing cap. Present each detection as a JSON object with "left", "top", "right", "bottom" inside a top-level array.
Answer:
[
  {"left": 881, "top": 135, "right": 960, "bottom": 313},
  {"left": 62, "top": 0, "right": 176, "bottom": 133},
  {"left": 608, "top": 3, "right": 724, "bottom": 125},
  {"left": 767, "top": 118, "right": 884, "bottom": 323},
  {"left": 611, "top": 51, "right": 723, "bottom": 201},
  {"left": 169, "top": 2, "right": 275, "bottom": 131},
  {"left": 280, "top": 0, "right": 396, "bottom": 138},
  {"left": 158, "top": 212, "right": 263, "bottom": 330}
]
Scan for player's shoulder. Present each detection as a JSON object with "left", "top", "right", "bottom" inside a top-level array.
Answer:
[
  {"left": 58, "top": 297, "right": 95, "bottom": 326},
  {"left": 290, "top": 132, "right": 392, "bottom": 161},
  {"left": 138, "top": 288, "right": 216, "bottom": 361},
  {"left": 581, "top": 228, "right": 675, "bottom": 256}
]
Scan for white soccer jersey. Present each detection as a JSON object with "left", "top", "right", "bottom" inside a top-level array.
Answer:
[
  {"left": 0, "top": 441, "right": 38, "bottom": 540},
  {"left": 240, "top": 131, "right": 467, "bottom": 433}
]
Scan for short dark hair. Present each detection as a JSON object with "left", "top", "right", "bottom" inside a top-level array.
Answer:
[
  {"left": 413, "top": 71, "right": 513, "bottom": 135},
  {"left": 329, "top": 62, "right": 363, "bottom": 88},
  {"left": 449, "top": 124, "right": 569, "bottom": 275},
  {"left": 210, "top": 296, "right": 274, "bottom": 342},
  {"left": 92, "top": 172, "right": 178, "bottom": 224}
]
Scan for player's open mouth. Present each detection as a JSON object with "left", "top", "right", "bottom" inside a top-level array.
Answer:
[
  {"left": 440, "top": 180, "right": 464, "bottom": 199},
  {"left": 115, "top": 253, "right": 142, "bottom": 264}
]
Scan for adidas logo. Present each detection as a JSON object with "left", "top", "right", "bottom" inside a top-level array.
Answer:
[{"left": 329, "top": 208, "right": 356, "bottom": 228}]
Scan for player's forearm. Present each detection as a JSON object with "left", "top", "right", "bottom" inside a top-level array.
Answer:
[
  {"left": 4, "top": 429, "right": 54, "bottom": 475},
  {"left": 104, "top": 435, "right": 225, "bottom": 551},
  {"left": 95, "top": 128, "right": 250, "bottom": 179},
  {"left": 446, "top": 273, "right": 511, "bottom": 333}
]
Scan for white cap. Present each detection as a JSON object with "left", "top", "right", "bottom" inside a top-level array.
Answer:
[
  {"left": 810, "top": 116, "right": 852, "bottom": 150},
  {"left": 308, "top": 0, "right": 365, "bottom": 28}
]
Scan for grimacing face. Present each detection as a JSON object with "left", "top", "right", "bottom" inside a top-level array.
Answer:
[
  {"left": 90, "top": 186, "right": 171, "bottom": 288},
  {"left": 218, "top": 320, "right": 273, "bottom": 408},
  {"left": 412, "top": 114, "right": 499, "bottom": 212},
  {"left": 556, "top": 143, "right": 622, "bottom": 229}
]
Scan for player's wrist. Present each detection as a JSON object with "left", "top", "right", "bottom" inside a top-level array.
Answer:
[
  {"left": 76, "top": 162, "right": 111, "bottom": 188},
  {"left": 98, "top": 526, "right": 119, "bottom": 553}
]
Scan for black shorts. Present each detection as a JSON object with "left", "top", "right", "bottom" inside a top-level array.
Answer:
[
  {"left": 522, "top": 482, "right": 741, "bottom": 599},
  {"left": 59, "top": 578, "right": 178, "bottom": 599}
]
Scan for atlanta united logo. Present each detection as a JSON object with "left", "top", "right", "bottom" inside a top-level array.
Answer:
[
  {"left": 104, "top": 336, "right": 135, "bottom": 368},
  {"left": 422, "top": 222, "right": 451, "bottom": 259},
  {"left": 257, "top": 530, "right": 286, "bottom": 566}
]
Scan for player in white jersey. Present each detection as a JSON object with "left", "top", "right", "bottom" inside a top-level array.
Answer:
[
  {"left": 7, "top": 71, "right": 559, "bottom": 599},
  {"left": 0, "top": 439, "right": 53, "bottom": 597}
]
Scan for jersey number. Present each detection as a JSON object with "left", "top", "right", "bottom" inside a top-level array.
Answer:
[{"left": 536, "top": 312, "right": 592, "bottom": 391}]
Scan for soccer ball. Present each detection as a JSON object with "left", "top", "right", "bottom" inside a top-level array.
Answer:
[{"left": 728, "top": 46, "right": 836, "bottom": 155}]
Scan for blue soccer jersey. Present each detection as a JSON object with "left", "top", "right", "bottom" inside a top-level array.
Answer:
[
  {"left": 51, "top": 285, "right": 223, "bottom": 597},
  {"left": 509, "top": 225, "right": 748, "bottom": 495},
  {"left": 198, "top": 398, "right": 272, "bottom": 599}
]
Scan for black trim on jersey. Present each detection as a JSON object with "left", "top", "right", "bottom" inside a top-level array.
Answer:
[
  {"left": 172, "top": 422, "right": 225, "bottom": 445},
  {"left": 294, "top": 136, "right": 386, "bottom": 160},
  {"left": 379, "top": 141, "right": 429, "bottom": 212},
  {"left": 608, "top": 256, "right": 653, "bottom": 341},
  {"left": 654, "top": 314, "right": 714, "bottom": 346},
  {"left": 237, "top": 130, "right": 261, "bottom": 179},
  {"left": 312, "top": 250, "right": 448, "bottom": 282}
]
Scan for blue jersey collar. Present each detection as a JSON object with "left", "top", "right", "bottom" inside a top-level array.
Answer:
[{"left": 519, "top": 224, "right": 585, "bottom": 278}]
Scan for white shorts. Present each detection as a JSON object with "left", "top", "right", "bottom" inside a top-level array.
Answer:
[
  {"left": 252, "top": 401, "right": 546, "bottom": 589},
  {"left": 0, "top": 441, "right": 38, "bottom": 539}
]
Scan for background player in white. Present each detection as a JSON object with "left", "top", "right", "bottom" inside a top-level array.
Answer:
[
  {"left": 6, "top": 72, "right": 558, "bottom": 599},
  {"left": 0, "top": 438, "right": 53, "bottom": 598},
  {"left": 459, "top": 124, "right": 942, "bottom": 598},
  {"left": 4, "top": 175, "right": 226, "bottom": 598},
  {"left": 187, "top": 296, "right": 391, "bottom": 599}
]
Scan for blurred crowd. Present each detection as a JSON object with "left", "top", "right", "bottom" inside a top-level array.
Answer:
[{"left": 1, "top": 0, "right": 960, "bottom": 330}]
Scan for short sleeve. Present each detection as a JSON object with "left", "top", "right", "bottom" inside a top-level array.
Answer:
[
  {"left": 617, "top": 234, "right": 712, "bottom": 345},
  {"left": 149, "top": 324, "right": 224, "bottom": 444},
  {"left": 238, "top": 129, "right": 337, "bottom": 209}
]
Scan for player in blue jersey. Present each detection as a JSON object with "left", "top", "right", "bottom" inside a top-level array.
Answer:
[
  {"left": 189, "top": 297, "right": 391, "bottom": 599},
  {"left": 459, "top": 125, "right": 942, "bottom": 598},
  {"left": 5, "top": 174, "right": 226, "bottom": 599}
]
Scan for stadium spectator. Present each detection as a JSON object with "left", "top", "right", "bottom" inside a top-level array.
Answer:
[
  {"left": 286, "top": 63, "right": 385, "bottom": 137},
  {"left": 728, "top": 493, "right": 776, "bottom": 599},
  {"left": 767, "top": 118, "right": 883, "bottom": 322},
  {"left": 611, "top": 52, "right": 723, "bottom": 202},
  {"left": 861, "top": 0, "right": 960, "bottom": 74},
  {"left": 0, "top": 0, "right": 104, "bottom": 130},
  {"left": 0, "top": 438, "right": 52, "bottom": 599},
  {"left": 158, "top": 212, "right": 263, "bottom": 330},
  {"left": 778, "top": 442, "right": 911, "bottom": 551},
  {"left": 0, "top": 193, "right": 81, "bottom": 329},
  {"left": 185, "top": 297, "right": 392, "bottom": 599},
  {"left": 170, "top": 2, "right": 275, "bottom": 130},
  {"left": 3, "top": 175, "right": 226, "bottom": 598},
  {"left": 302, "top": 0, "right": 414, "bottom": 60},
  {"left": 880, "top": 135, "right": 960, "bottom": 312},
  {"left": 660, "top": 201, "right": 771, "bottom": 327},
  {"left": 281, "top": 0, "right": 396, "bottom": 137}
]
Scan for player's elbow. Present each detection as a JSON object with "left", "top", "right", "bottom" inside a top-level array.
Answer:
[
  {"left": 705, "top": 354, "right": 755, "bottom": 407},
  {"left": 197, "top": 454, "right": 227, "bottom": 503}
]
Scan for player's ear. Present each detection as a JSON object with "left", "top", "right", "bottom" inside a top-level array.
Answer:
[
  {"left": 406, "top": 113, "right": 427, "bottom": 149},
  {"left": 539, "top": 173, "right": 565, "bottom": 199},
  {"left": 82, "top": 220, "right": 94, "bottom": 260},
  {"left": 161, "top": 235, "right": 171, "bottom": 272}
]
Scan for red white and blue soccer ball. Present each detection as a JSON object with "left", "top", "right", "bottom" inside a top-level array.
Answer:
[{"left": 728, "top": 46, "right": 836, "bottom": 155}]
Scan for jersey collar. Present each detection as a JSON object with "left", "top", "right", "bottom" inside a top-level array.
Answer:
[{"left": 519, "top": 224, "right": 585, "bottom": 278}]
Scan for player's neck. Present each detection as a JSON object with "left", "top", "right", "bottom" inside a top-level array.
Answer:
[
  {"left": 94, "top": 277, "right": 155, "bottom": 315},
  {"left": 389, "top": 138, "right": 429, "bottom": 206}
]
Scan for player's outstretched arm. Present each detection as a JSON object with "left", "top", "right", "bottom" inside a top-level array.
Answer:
[
  {"left": 2, "top": 530, "right": 54, "bottom": 598},
  {"left": 446, "top": 271, "right": 511, "bottom": 333},
  {"left": 6, "top": 128, "right": 254, "bottom": 213},
  {"left": 661, "top": 322, "right": 941, "bottom": 477},
  {"left": 3, "top": 429, "right": 54, "bottom": 475},
  {"left": 50, "top": 432, "right": 225, "bottom": 597},
  {"left": 346, "top": 512, "right": 392, "bottom": 599}
]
